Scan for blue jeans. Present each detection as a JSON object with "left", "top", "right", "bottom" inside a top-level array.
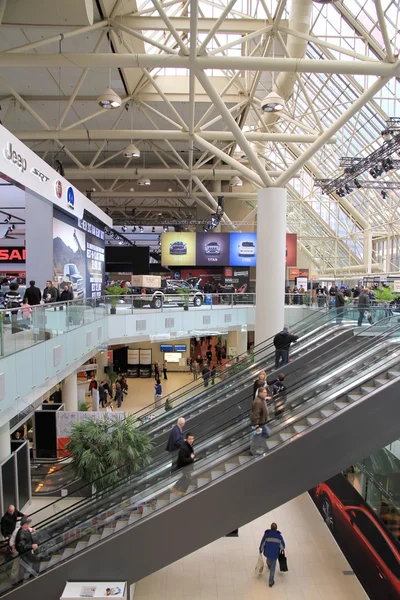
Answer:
[
  {"left": 267, "top": 558, "right": 277, "bottom": 585},
  {"left": 261, "top": 424, "right": 271, "bottom": 438},
  {"left": 275, "top": 349, "right": 288, "bottom": 369}
]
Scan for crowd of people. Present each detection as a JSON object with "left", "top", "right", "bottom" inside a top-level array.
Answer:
[{"left": 0, "top": 505, "right": 37, "bottom": 581}]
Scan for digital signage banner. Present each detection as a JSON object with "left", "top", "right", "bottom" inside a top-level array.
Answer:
[
  {"left": 53, "top": 210, "right": 105, "bottom": 299},
  {"left": 53, "top": 214, "right": 86, "bottom": 299},
  {"left": 286, "top": 233, "right": 297, "bottom": 266},
  {"left": 229, "top": 232, "right": 257, "bottom": 267},
  {"left": 196, "top": 232, "right": 230, "bottom": 266},
  {"left": 161, "top": 232, "right": 196, "bottom": 266}
]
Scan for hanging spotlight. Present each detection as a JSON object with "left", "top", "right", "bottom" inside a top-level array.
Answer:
[
  {"left": 123, "top": 143, "right": 140, "bottom": 158},
  {"left": 336, "top": 188, "right": 346, "bottom": 197},
  {"left": 344, "top": 183, "right": 353, "bottom": 194},
  {"left": 139, "top": 226, "right": 144, "bottom": 233},
  {"left": 381, "top": 190, "right": 388, "bottom": 199},
  {"left": 203, "top": 226, "right": 208, "bottom": 233},
  {"left": 97, "top": 87, "right": 122, "bottom": 109},
  {"left": 230, "top": 175, "right": 243, "bottom": 187},
  {"left": 132, "top": 226, "right": 136, "bottom": 233},
  {"left": 382, "top": 129, "right": 392, "bottom": 141},
  {"left": 354, "top": 178, "right": 362, "bottom": 189},
  {"left": 152, "top": 226, "right": 155, "bottom": 233},
  {"left": 163, "top": 226, "right": 168, "bottom": 232},
  {"left": 382, "top": 158, "right": 394, "bottom": 172},
  {"left": 4, "top": 215, "right": 10, "bottom": 223},
  {"left": 118, "top": 240, "right": 123, "bottom": 245},
  {"left": 369, "top": 167, "right": 378, "bottom": 179},
  {"left": 260, "top": 91, "right": 285, "bottom": 113},
  {"left": 137, "top": 177, "right": 151, "bottom": 186}
]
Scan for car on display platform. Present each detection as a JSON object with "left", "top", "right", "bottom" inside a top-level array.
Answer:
[
  {"left": 132, "top": 277, "right": 204, "bottom": 309},
  {"left": 205, "top": 241, "right": 221, "bottom": 255},
  {"left": 314, "top": 482, "right": 400, "bottom": 599},
  {"left": 238, "top": 240, "right": 255, "bottom": 257},
  {"left": 169, "top": 240, "right": 187, "bottom": 255}
]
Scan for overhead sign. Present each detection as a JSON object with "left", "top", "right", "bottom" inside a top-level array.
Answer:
[
  {"left": 67, "top": 186, "right": 75, "bottom": 209},
  {"left": 288, "top": 268, "right": 309, "bottom": 278},
  {"left": 0, "top": 247, "right": 26, "bottom": 263}
]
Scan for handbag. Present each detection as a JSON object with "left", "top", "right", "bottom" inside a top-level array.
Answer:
[
  {"left": 278, "top": 550, "right": 288, "bottom": 572},
  {"left": 255, "top": 553, "right": 264, "bottom": 575}
]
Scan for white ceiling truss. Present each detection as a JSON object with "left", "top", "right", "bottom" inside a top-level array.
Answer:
[{"left": 1, "top": 0, "right": 400, "bottom": 275}]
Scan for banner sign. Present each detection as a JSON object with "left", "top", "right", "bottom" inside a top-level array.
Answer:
[
  {"left": 139, "top": 349, "right": 152, "bottom": 365},
  {"left": 0, "top": 247, "right": 26, "bottom": 263}
]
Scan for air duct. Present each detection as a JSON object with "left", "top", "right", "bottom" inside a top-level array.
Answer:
[{"left": 263, "top": 0, "right": 313, "bottom": 127}]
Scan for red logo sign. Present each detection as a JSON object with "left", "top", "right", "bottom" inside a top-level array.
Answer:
[
  {"left": 0, "top": 248, "right": 26, "bottom": 263},
  {"left": 55, "top": 180, "right": 63, "bottom": 199}
]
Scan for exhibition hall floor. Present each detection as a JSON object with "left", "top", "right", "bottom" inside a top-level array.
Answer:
[{"left": 132, "top": 493, "right": 368, "bottom": 600}]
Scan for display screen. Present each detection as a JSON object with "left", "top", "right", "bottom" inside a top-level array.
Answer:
[
  {"left": 53, "top": 209, "right": 106, "bottom": 298},
  {"left": 160, "top": 344, "right": 173, "bottom": 352},
  {"left": 105, "top": 246, "right": 149, "bottom": 274},
  {"left": 53, "top": 213, "right": 87, "bottom": 299},
  {"left": 174, "top": 344, "right": 187, "bottom": 352},
  {"left": 196, "top": 232, "right": 230, "bottom": 266},
  {"left": 164, "top": 352, "right": 181, "bottom": 363},
  {"left": 229, "top": 232, "right": 257, "bottom": 267},
  {"left": 161, "top": 232, "right": 196, "bottom": 266}
]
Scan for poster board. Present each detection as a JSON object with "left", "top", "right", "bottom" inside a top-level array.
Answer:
[
  {"left": 139, "top": 349, "right": 152, "bottom": 364},
  {"left": 127, "top": 349, "right": 139, "bottom": 364}
]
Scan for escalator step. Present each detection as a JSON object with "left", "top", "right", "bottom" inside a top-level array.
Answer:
[
  {"left": 307, "top": 417, "right": 322, "bottom": 426},
  {"left": 61, "top": 547, "right": 76, "bottom": 560},
  {"left": 374, "top": 378, "right": 389, "bottom": 387},
  {"left": 100, "top": 528, "right": 114, "bottom": 540},
  {"left": 360, "top": 386, "right": 376, "bottom": 395},
  {"left": 334, "top": 401, "right": 349, "bottom": 410},
  {"left": 211, "top": 470, "right": 225, "bottom": 480},
  {"left": 388, "top": 370, "right": 400, "bottom": 379},
  {"left": 279, "top": 433, "right": 293, "bottom": 442},
  {"left": 266, "top": 440, "right": 279, "bottom": 449},
  {"left": 197, "top": 477, "right": 211, "bottom": 486},
  {"left": 320, "top": 409, "right": 335, "bottom": 418},
  {"left": 46, "top": 554, "right": 62, "bottom": 568},
  {"left": 293, "top": 425, "right": 307, "bottom": 433},
  {"left": 74, "top": 541, "right": 89, "bottom": 553},
  {"left": 114, "top": 520, "right": 129, "bottom": 531},
  {"left": 87, "top": 534, "right": 102, "bottom": 546},
  {"left": 39, "top": 560, "right": 50, "bottom": 573},
  {"left": 238, "top": 455, "right": 250, "bottom": 465},
  {"left": 347, "top": 394, "right": 362, "bottom": 402},
  {"left": 225, "top": 461, "right": 240, "bottom": 471}
]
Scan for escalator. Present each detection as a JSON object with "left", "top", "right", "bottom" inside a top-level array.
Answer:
[
  {"left": 3, "top": 317, "right": 400, "bottom": 599},
  {"left": 31, "top": 306, "right": 353, "bottom": 493}
]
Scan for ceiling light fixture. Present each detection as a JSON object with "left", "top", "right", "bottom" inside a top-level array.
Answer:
[
  {"left": 98, "top": 34, "right": 122, "bottom": 109},
  {"left": 98, "top": 87, "right": 121, "bottom": 110},
  {"left": 137, "top": 177, "right": 151, "bottom": 186},
  {"left": 123, "top": 143, "right": 140, "bottom": 158},
  {"left": 230, "top": 176, "right": 243, "bottom": 187},
  {"left": 260, "top": 91, "right": 285, "bottom": 113}
]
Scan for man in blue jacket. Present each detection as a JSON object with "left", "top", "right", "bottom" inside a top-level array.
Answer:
[{"left": 259, "top": 522, "right": 285, "bottom": 588}]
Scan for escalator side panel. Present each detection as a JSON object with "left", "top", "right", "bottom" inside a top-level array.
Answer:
[{"left": 11, "top": 378, "right": 400, "bottom": 600}]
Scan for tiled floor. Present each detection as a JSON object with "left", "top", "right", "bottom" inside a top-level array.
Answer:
[{"left": 132, "top": 493, "right": 368, "bottom": 600}]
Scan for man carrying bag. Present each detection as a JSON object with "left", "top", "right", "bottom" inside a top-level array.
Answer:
[{"left": 259, "top": 522, "right": 286, "bottom": 588}]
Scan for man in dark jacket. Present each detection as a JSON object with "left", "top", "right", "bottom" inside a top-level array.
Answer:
[
  {"left": 335, "top": 286, "right": 346, "bottom": 324},
  {"left": 273, "top": 327, "right": 298, "bottom": 369},
  {"left": 166, "top": 418, "right": 185, "bottom": 453},
  {"left": 176, "top": 433, "right": 195, "bottom": 470},
  {"left": 60, "top": 284, "right": 73, "bottom": 302},
  {"left": 358, "top": 288, "right": 373, "bottom": 326},
  {"left": 1, "top": 505, "right": 24, "bottom": 539},
  {"left": 15, "top": 518, "right": 40, "bottom": 579},
  {"left": 23, "top": 281, "right": 41, "bottom": 305},
  {"left": 259, "top": 522, "right": 285, "bottom": 588},
  {"left": 268, "top": 373, "right": 287, "bottom": 417},
  {"left": 43, "top": 281, "right": 58, "bottom": 304}
]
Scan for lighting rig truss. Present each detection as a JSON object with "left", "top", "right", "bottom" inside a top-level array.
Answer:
[
  {"left": 315, "top": 119, "right": 400, "bottom": 194},
  {"left": 104, "top": 226, "right": 135, "bottom": 246}
]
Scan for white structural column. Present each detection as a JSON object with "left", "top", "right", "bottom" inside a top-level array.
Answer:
[
  {"left": 255, "top": 188, "right": 287, "bottom": 346},
  {"left": 63, "top": 372, "right": 78, "bottom": 412},
  {"left": 96, "top": 350, "right": 108, "bottom": 380},
  {"left": 0, "top": 423, "right": 10, "bottom": 462},
  {"left": 227, "top": 330, "right": 248, "bottom": 358}
]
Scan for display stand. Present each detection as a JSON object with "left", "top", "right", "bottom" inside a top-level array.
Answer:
[{"left": 60, "top": 581, "right": 127, "bottom": 600}]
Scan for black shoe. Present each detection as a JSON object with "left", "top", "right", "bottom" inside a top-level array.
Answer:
[{"left": 269, "top": 582, "right": 274, "bottom": 588}]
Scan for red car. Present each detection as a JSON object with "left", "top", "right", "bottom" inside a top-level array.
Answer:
[{"left": 314, "top": 481, "right": 400, "bottom": 599}]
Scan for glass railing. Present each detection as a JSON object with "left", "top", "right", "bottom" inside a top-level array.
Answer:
[{"left": 3, "top": 318, "right": 400, "bottom": 592}]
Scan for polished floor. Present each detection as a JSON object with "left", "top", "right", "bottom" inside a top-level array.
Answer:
[{"left": 132, "top": 493, "right": 368, "bottom": 600}]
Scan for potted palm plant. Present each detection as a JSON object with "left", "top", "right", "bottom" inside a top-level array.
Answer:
[
  {"left": 177, "top": 287, "right": 190, "bottom": 311},
  {"left": 66, "top": 414, "right": 152, "bottom": 491},
  {"left": 105, "top": 285, "right": 127, "bottom": 314}
]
